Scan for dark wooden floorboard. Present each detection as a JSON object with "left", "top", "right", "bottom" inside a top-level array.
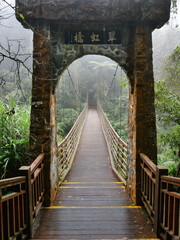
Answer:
[{"left": 33, "top": 109, "right": 157, "bottom": 239}]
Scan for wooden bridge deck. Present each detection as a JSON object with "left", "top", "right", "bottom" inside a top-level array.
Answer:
[{"left": 33, "top": 109, "right": 157, "bottom": 240}]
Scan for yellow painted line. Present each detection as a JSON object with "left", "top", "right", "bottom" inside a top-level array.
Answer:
[
  {"left": 44, "top": 206, "right": 141, "bottom": 209},
  {"left": 62, "top": 182, "right": 123, "bottom": 184},
  {"left": 59, "top": 186, "right": 125, "bottom": 189}
]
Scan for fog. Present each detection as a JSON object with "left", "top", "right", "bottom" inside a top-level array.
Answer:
[
  {"left": 0, "top": 0, "right": 180, "bottom": 80},
  {"left": 153, "top": 0, "right": 180, "bottom": 79}
]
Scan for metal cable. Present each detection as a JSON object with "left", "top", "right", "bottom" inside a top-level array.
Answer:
[
  {"left": 67, "top": 68, "right": 82, "bottom": 102},
  {"left": 106, "top": 64, "right": 119, "bottom": 98}
]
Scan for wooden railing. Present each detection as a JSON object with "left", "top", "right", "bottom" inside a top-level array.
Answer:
[
  {"left": 98, "top": 103, "right": 180, "bottom": 239},
  {"left": 97, "top": 104, "right": 127, "bottom": 185},
  {"left": 57, "top": 104, "right": 88, "bottom": 184},
  {"left": 1, "top": 103, "right": 179, "bottom": 240},
  {"left": 0, "top": 153, "right": 45, "bottom": 240},
  {"left": 160, "top": 176, "right": 180, "bottom": 239},
  {"left": 0, "top": 106, "right": 87, "bottom": 240},
  {"left": 0, "top": 177, "right": 27, "bottom": 240},
  {"left": 140, "top": 153, "right": 180, "bottom": 239},
  {"left": 140, "top": 153, "right": 157, "bottom": 222}
]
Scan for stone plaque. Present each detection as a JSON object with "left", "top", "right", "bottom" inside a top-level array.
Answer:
[{"left": 65, "top": 30, "right": 121, "bottom": 44}]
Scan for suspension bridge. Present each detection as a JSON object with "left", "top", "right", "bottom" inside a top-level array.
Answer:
[
  {"left": 1, "top": 0, "right": 180, "bottom": 239},
  {"left": 0, "top": 104, "right": 179, "bottom": 240}
]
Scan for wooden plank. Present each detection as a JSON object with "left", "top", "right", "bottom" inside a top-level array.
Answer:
[
  {"left": 0, "top": 190, "right": 3, "bottom": 240},
  {"left": 139, "top": 153, "right": 156, "bottom": 174},
  {"left": 0, "top": 177, "right": 26, "bottom": 189},
  {"left": 161, "top": 190, "right": 180, "bottom": 199},
  {"left": 15, "top": 196, "right": 20, "bottom": 232},
  {"left": 34, "top": 109, "right": 156, "bottom": 239},
  {"left": 19, "top": 166, "right": 33, "bottom": 238},
  {"left": 173, "top": 197, "right": 179, "bottom": 236},
  {"left": 19, "top": 194, "right": 24, "bottom": 227},
  {"left": 167, "top": 195, "right": 173, "bottom": 230},
  {"left": 7, "top": 201, "right": 10, "bottom": 239},
  {"left": 2, "top": 191, "right": 26, "bottom": 202},
  {"left": 30, "top": 153, "right": 44, "bottom": 174},
  {"left": 161, "top": 176, "right": 180, "bottom": 185},
  {"left": 154, "top": 166, "right": 168, "bottom": 236}
]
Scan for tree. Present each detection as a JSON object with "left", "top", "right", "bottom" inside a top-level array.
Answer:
[
  {"left": 163, "top": 46, "right": 180, "bottom": 95},
  {"left": 155, "top": 46, "right": 180, "bottom": 176},
  {"left": 0, "top": 0, "right": 33, "bottom": 103},
  {"left": 88, "top": 60, "right": 117, "bottom": 101}
]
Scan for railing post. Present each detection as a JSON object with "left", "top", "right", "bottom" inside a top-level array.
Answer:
[
  {"left": 0, "top": 189, "right": 3, "bottom": 240},
  {"left": 154, "top": 166, "right": 168, "bottom": 236},
  {"left": 19, "top": 166, "right": 33, "bottom": 239}
]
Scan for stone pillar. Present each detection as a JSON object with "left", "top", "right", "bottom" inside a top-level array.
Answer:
[
  {"left": 127, "top": 24, "right": 157, "bottom": 205},
  {"left": 29, "top": 23, "right": 58, "bottom": 206}
]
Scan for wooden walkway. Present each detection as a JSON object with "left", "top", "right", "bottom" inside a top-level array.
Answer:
[{"left": 33, "top": 109, "right": 157, "bottom": 239}]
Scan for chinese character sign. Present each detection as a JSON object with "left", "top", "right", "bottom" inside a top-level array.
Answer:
[
  {"left": 108, "top": 31, "right": 117, "bottom": 44},
  {"left": 91, "top": 33, "right": 100, "bottom": 43},
  {"left": 74, "top": 32, "right": 84, "bottom": 43},
  {"left": 65, "top": 30, "right": 121, "bottom": 44}
]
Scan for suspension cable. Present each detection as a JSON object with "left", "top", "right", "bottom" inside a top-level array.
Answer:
[
  {"left": 106, "top": 64, "right": 119, "bottom": 98},
  {"left": 119, "top": 68, "right": 122, "bottom": 136},
  {"left": 67, "top": 68, "right": 82, "bottom": 102}
]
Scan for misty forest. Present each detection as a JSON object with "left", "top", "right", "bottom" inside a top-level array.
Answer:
[{"left": 0, "top": 0, "right": 180, "bottom": 180}]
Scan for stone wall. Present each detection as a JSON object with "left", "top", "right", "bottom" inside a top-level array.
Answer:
[
  {"left": 50, "top": 23, "right": 135, "bottom": 90},
  {"left": 16, "top": 0, "right": 170, "bottom": 29}
]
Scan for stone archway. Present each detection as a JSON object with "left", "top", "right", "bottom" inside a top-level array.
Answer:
[{"left": 16, "top": 0, "right": 171, "bottom": 206}]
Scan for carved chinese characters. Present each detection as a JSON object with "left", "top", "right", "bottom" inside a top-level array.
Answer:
[{"left": 65, "top": 31, "right": 121, "bottom": 44}]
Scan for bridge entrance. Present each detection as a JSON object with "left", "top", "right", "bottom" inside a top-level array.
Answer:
[
  {"left": 16, "top": 0, "right": 170, "bottom": 205},
  {"left": 33, "top": 108, "right": 157, "bottom": 239}
]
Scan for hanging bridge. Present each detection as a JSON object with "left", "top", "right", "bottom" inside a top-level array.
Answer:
[
  {"left": 1, "top": 0, "right": 180, "bottom": 239},
  {"left": 0, "top": 104, "right": 179, "bottom": 240}
]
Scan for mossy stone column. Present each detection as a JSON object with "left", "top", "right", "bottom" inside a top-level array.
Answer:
[
  {"left": 127, "top": 24, "right": 157, "bottom": 205},
  {"left": 29, "top": 23, "right": 58, "bottom": 206}
]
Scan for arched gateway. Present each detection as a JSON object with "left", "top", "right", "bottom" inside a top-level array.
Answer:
[{"left": 16, "top": 0, "right": 170, "bottom": 205}]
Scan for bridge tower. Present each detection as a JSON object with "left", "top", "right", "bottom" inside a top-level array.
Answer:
[{"left": 15, "top": 0, "right": 170, "bottom": 205}]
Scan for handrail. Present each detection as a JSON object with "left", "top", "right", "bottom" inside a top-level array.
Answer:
[
  {"left": 1, "top": 102, "right": 179, "bottom": 240},
  {"left": 0, "top": 105, "right": 88, "bottom": 240},
  {"left": 30, "top": 153, "right": 44, "bottom": 174},
  {"left": 0, "top": 176, "right": 27, "bottom": 240},
  {"left": 0, "top": 153, "right": 45, "bottom": 240},
  {"left": 161, "top": 175, "right": 180, "bottom": 185},
  {"left": 140, "top": 152, "right": 180, "bottom": 239},
  {"left": 97, "top": 103, "right": 127, "bottom": 185},
  {"left": 0, "top": 176, "right": 26, "bottom": 188},
  {"left": 140, "top": 153, "right": 156, "bottom": 174},
  {"left": 57, "top": 104, "right": 88, "bottom": 184},
  {"left": 159, "top": 175, "right": 180, "bottom": 239},
  {"left": 140, "top": 153, "right": 157, "bottom": 223}
]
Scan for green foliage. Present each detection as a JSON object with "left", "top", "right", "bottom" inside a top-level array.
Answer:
[
  {"left": 19, "top": 13, "right": 24, "bottom": 19},
  {"left": 159, "top": 124, "right": 180, "bottom": 150},
  {"left": 158, "top": 151, "right": 179, "bottom": 177},
  {"left": 56, "top": 68, "right": 87, "bottom": 143},
  {"left": 57, "top": 108, "right": 81, "bottom": 143},
  {"left": 155, "top": 80, "right": 180, "bottom": 124},
  {"left": 171, "top": 0, "right": 178, "bottom": 14},
  {"left": 0, "top": 99, "right": 30, "bottom": 179},
  {"left": 118, "top": 76, "right": 128, "bottom": 89},
  {"left": 155, "top": 78, "right": 180, "bottom": 176},
  {"left": 155, "top": 46, "right": 180, "bottom": 176},
  {"left": 100, "top": 75, "right": 129, "bottom": 142},
  {"left": 163, "top": 46, "right": 180, "bottom": 95}
]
